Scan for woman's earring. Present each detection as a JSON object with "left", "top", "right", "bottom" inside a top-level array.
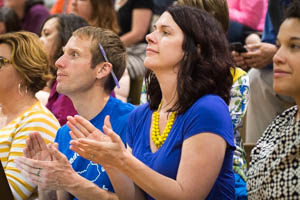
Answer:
[
  {"left": 18, "top": 83, "right": 22, "bottom": 95},
  {"left": 18, "top": 83, "right": 28, "bottom": 95}
]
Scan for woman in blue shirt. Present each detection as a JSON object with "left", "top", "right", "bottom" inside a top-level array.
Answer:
[{"left": 69, "top": 5, "right": 235, "bottom": 199}]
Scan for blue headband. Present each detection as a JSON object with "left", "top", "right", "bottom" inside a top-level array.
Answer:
[{"left": 98, "top": 43, "right": 120, "bottom": 89}]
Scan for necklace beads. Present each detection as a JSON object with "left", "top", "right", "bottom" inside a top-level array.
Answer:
[{"left": 151, "top": 103, "right": 176, "bottom": 148}]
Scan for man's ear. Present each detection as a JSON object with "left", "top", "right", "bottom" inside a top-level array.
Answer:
[{"left": 96, "top": 62, "right": 112, "bottom": 79}]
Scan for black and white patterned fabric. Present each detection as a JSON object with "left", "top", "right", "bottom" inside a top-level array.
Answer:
[{"left": 247, "top": 106, "right": 300, "bottom": 199}]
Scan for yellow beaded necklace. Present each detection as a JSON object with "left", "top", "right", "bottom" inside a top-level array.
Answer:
[{"left": 151, "top": 102, "right": 176, "bottom": 148}]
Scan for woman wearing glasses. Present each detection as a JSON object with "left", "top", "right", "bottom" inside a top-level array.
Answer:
[{"left": 0, "top": 32, "right": 60, "bottom": 200}]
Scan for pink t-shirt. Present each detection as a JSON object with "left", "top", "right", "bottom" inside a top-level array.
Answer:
[{"left": 228, "top": 0, "right": 268, "bottom": 31}]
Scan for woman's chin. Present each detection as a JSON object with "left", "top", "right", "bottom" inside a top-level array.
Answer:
[
  {"left": 273, "top": 85, "right": 293, "bottom": 98},
  {"left": 144, "top": 60, "right": 156, "bottom": 70}
]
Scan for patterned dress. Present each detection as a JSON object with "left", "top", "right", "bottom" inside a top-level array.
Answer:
[
  {"left": 230, "top": 72, "right": 249, "bottom": 181},
  {"left": 247, "top": 106, "right": 300, "bottom": 199}
]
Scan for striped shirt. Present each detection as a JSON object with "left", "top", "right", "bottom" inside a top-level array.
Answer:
[{"left": 0, "top": 101, "right": 60, "bottom": 200}]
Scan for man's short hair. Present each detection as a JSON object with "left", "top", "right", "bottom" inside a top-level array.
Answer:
[{"left": 73, "top": 26, "right": 127, "bottom": 93}]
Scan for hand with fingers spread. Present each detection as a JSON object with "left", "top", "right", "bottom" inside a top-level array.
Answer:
[
  {"left": 67, "top": 115, "right": 112, "bottom": 142},
  {"left": 70, "top": 115, "right": 127, "bottom": 168},
  {"left": 15, "top": 143, "right": 79, "bottom": 191},
  {"left": 24, "top": 132, "right": 53, "bottom": 161}
]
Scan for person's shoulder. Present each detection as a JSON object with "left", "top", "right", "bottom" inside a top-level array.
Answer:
[
  {"left": 184, "top": 95, "right": 231, "bottom": 124},
  {"left": 110, "top": 97, "right": 135, "bottom": 115},
  {"left": 28, "top": 3, "right": 49, "bottom": 13},
  {"left": 55, "top": 124, "right": 70, "bottom": 140},
  {"left": 129, "top": 103, "right": 149, "bottom": 116},
  {"left": 58, "top": 123, "right": 70, "bottom": 132},
  {"left": 133, "top": 102, "right": 149, "bottom": 111},
  {"left": 281, "top": 105, "right": 297, "bottom": 116},
  {"left": 191, "top": 95, "right": 228, "bottom": 111},
  {"left": 271, "top": 105, "right": 297, "bottom": 124},
  {"left": 24, "top": 101, "right": 59, "bottom": 125}
]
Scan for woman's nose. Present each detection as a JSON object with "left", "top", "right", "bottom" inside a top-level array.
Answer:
[
  {"left": 146, "top": 32, "right": 156, "bottom": 44},
  {"left": 273, "top": 46, "right": 286, "bottom": 65}
]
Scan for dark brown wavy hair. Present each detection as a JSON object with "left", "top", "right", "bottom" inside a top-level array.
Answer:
[{"left": 146, "top": 5, "right": 233, "bottom": 114}]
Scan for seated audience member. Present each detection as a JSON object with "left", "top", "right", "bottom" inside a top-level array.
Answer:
[
  {"left": 0, "top": 31, "right": 60, "bottom": 200},
  {"left": 70, "top": 0, "right": 119, "bottom": 33},
  {"left": 115, "top": 0, "right": 153, "bottom": 104},
  {"left": 247, "top": 1, "right": 300, "bottom": 199},
  {"left": 227, "top": 0, "right": 268, "bottom": 44},
  {"left": 232, "top": 0, "right": 294, "bottom": 143},
  {"left": 38, "top": 14, "right": 88, "bottom": 125},
  {"left": 0, "top": 7, "right": 20, "bottom": 34},
  {"left": 177, "top": 0, "right": 249, "bottom": 198},
  {"left": 68, "top": 5, "right": 235, "bottom": 199},
  {"left": 69, "top": 0, "right": 130, "bottom": 102},
  {"left": 5, "top": 0, "right": 49, "bottom": 34},
  {"left": 16, "top": 26, "right": 134, "bottom": 200}
]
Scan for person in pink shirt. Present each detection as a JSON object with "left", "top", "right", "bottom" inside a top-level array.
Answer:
[{"left": 227, "top": 0, "right": 268, "bottom": 44}]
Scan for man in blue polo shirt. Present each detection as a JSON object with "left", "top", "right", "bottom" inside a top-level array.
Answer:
[{"left": 15, "top": 26, "right": 134, "bottom": 200}]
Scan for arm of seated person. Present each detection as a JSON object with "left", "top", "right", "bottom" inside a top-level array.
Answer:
[
  {"left": 105, "top": 146, "right": 147, "bottom": 200},
  {"left": 70, "top": 124, "right": 228, "bottom": 199},
  {"left": 120, "top": 8, "right": 152, "bottom": 47},
  {"left": 121, "top": 133, "right": 227, "bottom": 200},
  {"left": 57, "top": 190, "right": 73, "bottom": 200},
  {"left": 229, "top": 72, "right": 250, "bottom": 129},
  {"left": 62, "top": 173, "right": 119, "bottom": 200},
  {"left": 4, "top": 115, "right": 57, "bottom": 199}
]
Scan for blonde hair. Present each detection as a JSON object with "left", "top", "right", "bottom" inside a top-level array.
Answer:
[{"left": 0, "top": 31, "right": 52, "bottom": 93}]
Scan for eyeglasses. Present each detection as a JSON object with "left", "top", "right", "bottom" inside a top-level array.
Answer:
[
  {"left": 98, "top": 43, "right": 120, "bottom": 89},
  {"left": 0, "top": 57, "right": 10, "bottom": 69}
]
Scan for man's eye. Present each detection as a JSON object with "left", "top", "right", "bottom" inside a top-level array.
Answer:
[
  {"left": 290, "top": 44, "right": 300, "bottom": 49},
  {"left": 71, "top": 51, "right": 79, "bottom": 57}
]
